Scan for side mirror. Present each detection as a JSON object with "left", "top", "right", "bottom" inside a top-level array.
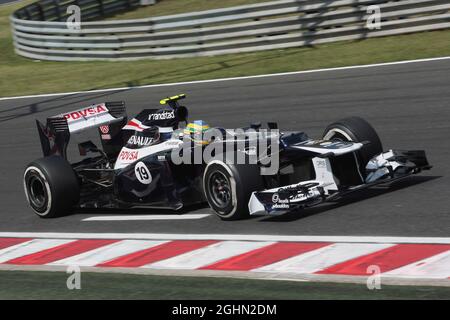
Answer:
[{"left": 250, "top": 122, "right": 262, "bottom": 130}]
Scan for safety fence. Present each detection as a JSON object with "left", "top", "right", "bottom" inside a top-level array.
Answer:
[
  {"left": 10, "top": 0, "right": 450, "bottom": 61},
  {"left": 13, "top": 0, "right": 141, "bottom": 22}
]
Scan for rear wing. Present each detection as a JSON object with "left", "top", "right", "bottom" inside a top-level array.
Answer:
[
  {"left": 160, "top": 93, "right": 186, "bottom": 108},
  {"left": 36, "top": 102, "right": 127, "bottom": 159}
]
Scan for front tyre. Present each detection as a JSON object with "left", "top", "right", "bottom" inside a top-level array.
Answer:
[
  {"left": 322, "top": 116, "right": 383, "bottom": 169},
  {"left": 203, "top": 159, "right": 263, "bottom": 220},
  {"left": 24, "top": 156, "right": 80, "bottom": 218}
]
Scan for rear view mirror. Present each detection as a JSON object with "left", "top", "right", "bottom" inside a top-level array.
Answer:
[{"left": 176, "top": 106, "right": 189, "bottom": 122}]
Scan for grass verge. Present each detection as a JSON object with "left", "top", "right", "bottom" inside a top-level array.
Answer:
[
  {"left": 0, "top": 270, "right": 449, "bottom": 299},
  {"left": 105, "top": 0, "right": 269, "bottom": 20},
  {"left": 0, "top": 1, "right": 449, "bottom": 98}
]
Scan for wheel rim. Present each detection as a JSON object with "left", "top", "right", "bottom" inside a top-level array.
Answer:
[
  {"left": 27, "top": 174, "right": 47, "bottom": 211},
  {"left": 208, "top": 171, "right": 231, "bottom": 209},
  {"left": 329, "top": 133, "right": 346, "bottom": 142},
  {"left": 323, "top": 128, "right": 353, "bottom": 142}
]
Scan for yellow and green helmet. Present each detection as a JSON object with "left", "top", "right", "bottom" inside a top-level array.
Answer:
[{"left": 183, "top": 120, "right": 210, "bottom": 145}]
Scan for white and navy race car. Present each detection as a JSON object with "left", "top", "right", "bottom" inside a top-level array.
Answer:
[{"left": 23, "top": 94, "right": 431, "bottom": 220}]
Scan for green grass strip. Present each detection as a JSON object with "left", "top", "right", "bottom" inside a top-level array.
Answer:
[
  {"left": 0, "top": 270, "right": 449, "bottom": 299},
  {"left": 1, "top": 1, "right": 449, "bottom": 98}
]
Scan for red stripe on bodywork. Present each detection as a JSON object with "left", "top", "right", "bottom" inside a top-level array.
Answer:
[
  {"left": 126, "top": 119, "right": 146, "bottom": 130},
  {"left": 97, "top": 240, "right": 218, "bottom": 268},
  {"left": 0, "top": 238, "right": 32, "bottom": 250},
  {"left": 200, "top": 242, "right": 331, "bottom": 271},
  {"left": 5, "top": 239, "right": 118, "bottom": 265},
  {"left": 126, "top": 120, "right": 140, "bottom": 128},
  {"left": 317, "top": 244, "right": 450, "bottom": 275}
]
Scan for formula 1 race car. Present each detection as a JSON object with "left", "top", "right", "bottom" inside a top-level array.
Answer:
[{"left": 23, "top": 94, "right": 431, "bottom": 220}]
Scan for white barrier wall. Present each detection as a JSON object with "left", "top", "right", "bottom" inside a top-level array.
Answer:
[{"left": 10, "top": 0, "right": 450, "bottom": 61}]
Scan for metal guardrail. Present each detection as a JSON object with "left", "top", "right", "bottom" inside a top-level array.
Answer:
[
  {"left": 13, "top": 0, "right": 141, "bottom": 22},
  {"left": 10, "top": 0, "right": 450, "bottom": 61}
]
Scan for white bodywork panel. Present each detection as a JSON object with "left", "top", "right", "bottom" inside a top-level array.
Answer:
[
  {"left": 249, "top": 156, "right": 339, "bottom": 215},
  {"left": 249, "top": 147, "right": 422, "bottom": 216},
  {"left": 365, "top": 149, "right": 412, "bottom": 183},
  {"left": 249, "top": 179, "right": 329, "bottom": 216},
  {"left": 311, "top": 157, "right": 338, "bottom": 192},
  {"left": 292, "top": 142, "right": 363, "bottom": 156},
  {"left": 114, "top": 138, "right": 182, "bottom": 170},
  {"left": 53, "top": 103, "right": 121, "bottom": 134}
]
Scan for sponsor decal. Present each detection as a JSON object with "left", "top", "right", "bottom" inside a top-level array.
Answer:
[
  {"left": 135, "top": 161, "right": 152, "bottom": 184},
  {"left": 315, "top": 159, "right": 327, "bottom": 168},
  {"left": 331, "top": 141, "right": 352, "bottom": 148},
  {"left": 302, "top": 140, "right": 317, "bottom": 146},
  {"left": 272, "top": 202, "right": 289, "bottom": 209},
  {"left": 118, "top": 150, "right": 139, "bottom": 162},
  {"left": 271, "top": 192, "right": 289, "bottom": 209},
  {"left": 101, "top": 134, "right": 111, "bottom": 140},
  {"left": 271, "top": 193, "right": 279, "bottom": 203},
  {"left": 63, "top": 104, "right": 108, "bottom": 121},
  {"left": 99, "top": 125, "right": 109, "bottom": 134},
  {"left": 127, "top": 135, "right": 153, "bottom": 147},
  {"left": 289, "top": 193, "right": 308, "bottom": 201},
  {"left": 148, "top": 110, "right": 175, "bottom": 121}
]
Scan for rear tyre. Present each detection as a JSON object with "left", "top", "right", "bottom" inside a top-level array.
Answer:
[
  {"left": 203, "top": 158, "right": 264, "bottom": 220},
  {"left": 23, "top": 156, "right": 80, "bottom": 218},
  {"left": 322, "top": 117, "right": 383, "bottom": 169}
]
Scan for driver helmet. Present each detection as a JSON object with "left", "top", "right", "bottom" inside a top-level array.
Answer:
[{"left": 183, "top": 120, "right": 210, "bottom": 145}]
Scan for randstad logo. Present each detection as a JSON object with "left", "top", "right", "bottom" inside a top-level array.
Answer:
[{"left": 148, "top": 110, "right": 175, "bottom": 121}]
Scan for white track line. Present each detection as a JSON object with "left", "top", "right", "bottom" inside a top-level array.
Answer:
[
  {"left": 82, "top": 214, "right": 211, "bottom": 221},
  {"left": 255, "top": 243, "right": 394, "bottom": 274},
  {"left": 143, "top": 240, "right": 273, "bottom": 270},
  {"left": 383, "top": 250, "right": 450, "bottom": 279},
  {"left": 1, "top": 56, "right": 449, "bottom": 101},
  {"left": 0, "top": 239, "right": 74, "bottom": 263},
  {"left": 49, "top": 240, "right": 167, "bottom": 267},
  {"left": 0, "top": 232, "right": 449, "bottom": 244}
]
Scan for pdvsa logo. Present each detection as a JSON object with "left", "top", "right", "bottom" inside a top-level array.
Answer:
[
  {"left": 118, "top": 150, "right": 138, "bottom": 161},
  {"left": 63, "top": 104, "right": 107, "bottom": 121}
]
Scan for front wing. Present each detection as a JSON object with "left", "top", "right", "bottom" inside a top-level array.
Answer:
[{"left": 249, "top": 150, "right": 431, "bottom": 216}]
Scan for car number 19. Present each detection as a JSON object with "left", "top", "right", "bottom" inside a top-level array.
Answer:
[{"left": 135, "top": 161, "right": 152, "bottom": 184}]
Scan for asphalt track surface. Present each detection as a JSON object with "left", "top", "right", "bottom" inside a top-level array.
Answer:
[{"left": 0, "top": 59, "right": 449, "bottom": 236}]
